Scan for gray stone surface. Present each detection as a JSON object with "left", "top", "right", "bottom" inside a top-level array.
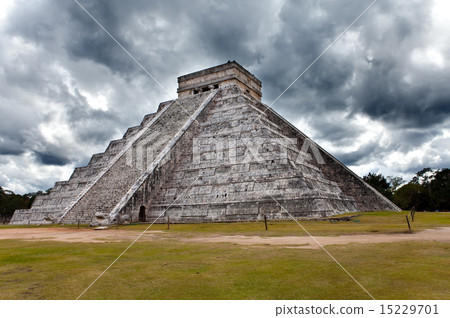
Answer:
[{"left": 11, "top": 61, "right": 400, "bottom": 225}]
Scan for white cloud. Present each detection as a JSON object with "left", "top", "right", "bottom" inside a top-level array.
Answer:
[
  {"left": 411, "top": 47, "right": 445, "bottom": 68},
  {"left": 81, "top": 91, "right": 109, "bottom": 111},
  {"left": 0, "top": 0, "right": 14, "bottom": 25},
  {"left": 0, "top": 153, "right": 73, "bottom": 193}
]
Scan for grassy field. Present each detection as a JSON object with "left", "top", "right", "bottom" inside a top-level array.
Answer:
[
  {"left": 0, "top": 211, "right": 449, "bottom": 299},
  {"left": 114, "top": 210, "right": 450, "bottom": 236}
]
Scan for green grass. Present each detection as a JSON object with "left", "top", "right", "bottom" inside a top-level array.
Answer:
[
  {"left": 2, "top": 211, "right": 448, "bottom": 236},
  {"left": 0, "top": 240, "right": 448, "bottom": 299},
  {"left": 0, "top": 211, "right": 449, "bottom": 299},
  {"left": 114, "top": 211, "right": 450, "bottom": 237}
]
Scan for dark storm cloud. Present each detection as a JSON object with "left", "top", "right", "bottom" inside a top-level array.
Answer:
[
  {"left": 0, "top": 0, "right": 449, "bottom": 192},
  {"left": 394, "top": 128, "right": 441, "bottom": 152},
  {"left": 350, "top": 58, "right": 450, "bottom": 127},
  {"left": 257, "top": 0, "right": 370, "bottom": 96},
  {"left": 4, "top": 0, "right": 147, "bottom": 79},
  {"left": 334, "top": 140, "right": 384, "bottom": 167},
  {"left": 311, "top": 117, "right": 365, "bottom": 144},
  {"left": 65, "top": 1, "right": 138, "bottom": 74},
  {"left": 0, "top": 138, "right": 26, "bottom": 156},
  {"left": 261, "top": 0, "right": 447, "bottom": 124},
  {"left": 34, "top": 151, "right": 71, "bottom": 166},
  {"left": 187, "top": 1, "right": 266, "bottom": 65}
]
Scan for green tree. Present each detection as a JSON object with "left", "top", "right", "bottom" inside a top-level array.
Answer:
[
  {"left": 0, "top": 186, "right": 36, "bottom": 216},
  {"left": 429, "top": 168, "right": 450, "bottom": 211},
  {"left": 411, "top": 167, "right": 435, "bottom": 185},
  {"left": 391, "top": 167, "right": 450, "bottom": 211},
  {"left": 393, "top": 183, "right": 431, "bottom": 210},
  {"left": 387, "top": 176, "right": 406, "bottom": 190},
  {"left": 363, "top": 172, "right": 393, "bottom": 200}
]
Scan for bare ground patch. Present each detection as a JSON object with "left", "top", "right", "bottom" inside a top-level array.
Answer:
[
  {"left": 0, "top": 228, "right": 164, "bottom": 243},
  {"left": 0, "top": 226, "right": 449, "bottom": 248},
  {"left": 184, "top": 227, "right": 450, "bottom": 248}
]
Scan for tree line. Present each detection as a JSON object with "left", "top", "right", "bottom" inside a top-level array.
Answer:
[
  {"left": 0, "top": 187, "right": 50, "bottom": 222},
  {"left": 363, "top": 168, "right": 450, "bottom": 211}
]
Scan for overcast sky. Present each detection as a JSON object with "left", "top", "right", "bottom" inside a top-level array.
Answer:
[{"left": 0, "top": 0, "right": 449, "bottom": 194}]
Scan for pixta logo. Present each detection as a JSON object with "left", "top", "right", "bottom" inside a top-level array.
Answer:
[
  {"left": 192, "top": 136, "right": 324, "bottom": 165},
  {"left": 125, "top": 132, "right": 171, "bottom": 172}
]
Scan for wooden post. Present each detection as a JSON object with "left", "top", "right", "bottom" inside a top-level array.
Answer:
[
  {"left": 406, "top": 215, "right": 411, "bottom": 233},
  {"left": 411, "top": 206, "right": 416, "bottom": 222},
  {"left": 167, "top": 215, "right": 170, "bottom": 230},
  {"left": 264, "top": 215, "right": 268, "bottom": 230}
]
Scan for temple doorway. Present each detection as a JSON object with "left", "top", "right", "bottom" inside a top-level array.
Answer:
[{"left": 139, "top": 206, "right": 146, "bottom": 222}]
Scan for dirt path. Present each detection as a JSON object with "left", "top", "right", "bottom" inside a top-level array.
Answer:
[
  {"left": 0, "top": 227, "right": 449, "bottom": 248},
  {"left": 184, "top": 227, "right": 450, "bottom": 248},
  {"left": 0, "top": 228, "right": 164, "bottom": 243}
]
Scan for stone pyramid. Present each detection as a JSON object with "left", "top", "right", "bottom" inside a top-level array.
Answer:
[{"left": 11, "top": 61, "right": 399, "bottom": 225}]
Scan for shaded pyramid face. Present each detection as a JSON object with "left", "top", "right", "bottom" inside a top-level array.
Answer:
[{"left": 11, "top": 62, "right": 399, "bottom": 225}]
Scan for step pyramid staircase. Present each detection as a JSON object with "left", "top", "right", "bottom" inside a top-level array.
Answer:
[{"left": 11, "top": 61, "right": 399, "bottom": 225}]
